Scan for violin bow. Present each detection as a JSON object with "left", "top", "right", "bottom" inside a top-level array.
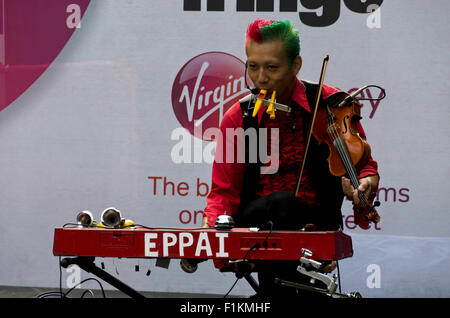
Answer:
[{"left": 295, "top": 55, "right": 329, "bottom": 197}]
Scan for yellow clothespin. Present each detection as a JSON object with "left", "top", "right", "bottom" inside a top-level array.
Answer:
[
  {"left": 252, "top": 89, "right": 267, "bottom": 117},
  {"left": 266, "top": 90, "right": 276, "bottom": 119}
]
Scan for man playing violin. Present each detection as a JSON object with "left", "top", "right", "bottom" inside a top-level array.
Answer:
[{"left": 201, "top": 19, "right": 379, "bottom": 296}]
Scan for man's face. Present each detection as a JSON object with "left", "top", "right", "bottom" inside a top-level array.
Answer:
[{"left": 246, "top": 39, "right": 301, "bottom": 103}]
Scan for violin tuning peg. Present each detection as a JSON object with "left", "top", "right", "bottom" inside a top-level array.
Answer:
[{"left": 373, "top": 201, "right": 381, "bottom": 207}]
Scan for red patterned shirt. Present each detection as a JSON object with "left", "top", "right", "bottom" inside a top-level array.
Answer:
[{"left": 258, "top": 103, "right": 318, "bottom": 205}]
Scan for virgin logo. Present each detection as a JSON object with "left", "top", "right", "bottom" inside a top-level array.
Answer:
[{"left": 171, "top": 52, "right": 250, "bottom": 140}]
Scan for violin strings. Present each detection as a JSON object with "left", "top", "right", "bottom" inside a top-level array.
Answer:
[
  {"left": 326, "top": 117, "right": 356, "bottom": 184},
  {"left": 327, "top": 118, "right": 358, "bottom": 187},
  {"left": 335, "top": 143, "right": 368, "bottom": 208},
  {"left": 336, "top": 137, "right": 370, "bottom": 209}
]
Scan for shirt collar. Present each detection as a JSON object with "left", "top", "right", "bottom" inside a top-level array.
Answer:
[{"left": 292, "top": 78, "right": 311, "bottom": 112}]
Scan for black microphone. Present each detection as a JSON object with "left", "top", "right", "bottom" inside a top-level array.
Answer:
[
  {"left": 336, "top": 85, "right": 370, "bottom": 108},
  {"left": 244, "top": 61, "right": 260, "bottom": 95}
]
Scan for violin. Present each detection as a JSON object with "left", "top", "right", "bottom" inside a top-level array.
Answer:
[
  {"left": 296, "top": 56, "right": 384, "bottom": 229},
  {"left": 317, "top": 92, "right": 381, "bottom": 229}
]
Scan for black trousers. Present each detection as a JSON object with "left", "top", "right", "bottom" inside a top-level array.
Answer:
[
  {"left": 235, "top": 191, "right": 319, "bottom": 230},
  {"left": 235, "top": 191, "right": 332, "bottom": 297}
]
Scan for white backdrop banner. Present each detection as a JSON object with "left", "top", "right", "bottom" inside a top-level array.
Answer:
[{"left": 0, "top": 0, "right": 449, "bottom": 297}]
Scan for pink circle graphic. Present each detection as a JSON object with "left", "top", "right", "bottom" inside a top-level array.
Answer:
[
  {"left": 171, "top": 52, "right": 251, "bottom": 140},
  {"left": 0, "top": 0, "right": 91, "bottom": 112}
]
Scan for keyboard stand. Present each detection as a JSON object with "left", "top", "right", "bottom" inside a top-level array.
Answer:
[{"left": 60, "top": 256, "right": 146, "bottom": 299}]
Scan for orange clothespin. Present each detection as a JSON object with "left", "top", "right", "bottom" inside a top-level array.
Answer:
[
  {"left": 266, "top": 90, "right": 276, "bottom": 119},
  {"left": 252, "top": 89, "right": 267, "bottom": 117}
]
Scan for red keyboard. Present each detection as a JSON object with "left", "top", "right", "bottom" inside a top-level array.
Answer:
[{"left": 53, "top": 226, "right": 353, "bottom": 261}]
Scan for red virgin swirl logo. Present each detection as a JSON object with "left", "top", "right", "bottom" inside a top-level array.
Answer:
[{"left": 171, "top": 52, "right": 250, "bottom": 140}]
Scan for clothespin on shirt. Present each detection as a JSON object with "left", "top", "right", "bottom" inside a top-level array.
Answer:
[
  {"left": 252, "top": 89, "right": 267, "bottom": 117},
  {"left": 266, "top": 90, "right": 276, "bottom": 119},
  {"left": 252, "top": 89, "right": 289, "bottom": 118}
]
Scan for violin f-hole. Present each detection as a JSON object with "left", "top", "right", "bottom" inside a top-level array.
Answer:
[{"left": 342, "top": 114, "right": 350, "bottom": 134}]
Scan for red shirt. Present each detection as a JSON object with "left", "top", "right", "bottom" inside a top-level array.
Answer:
[{"left": 204, "top": 79, "right": 378, "bottom": 227}]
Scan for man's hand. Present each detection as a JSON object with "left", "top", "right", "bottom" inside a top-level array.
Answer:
[
  {"left": 201, "top": 215, "right": 210, "bottom": 228},
  {"left": 321, "top": 261, "right": 337, "bottom": 273},
  {"left": 341, "top": 175, "right": 379, "bottom": 205}
]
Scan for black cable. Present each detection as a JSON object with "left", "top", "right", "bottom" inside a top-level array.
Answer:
[
  {"left": 38, "top": 278, "right": 106, "bottom": 298},
  {"left": 223, "top": 242, "right": 260, "bottom": 299},
  {"left": 59, "top": 256, "right": 63, "bottom": 299},
  {"left": 244, "top": 61, "right": 260, "bottom": 95},
  {"left": 133, "top": 224, "right": 209, "bottom": 231},
  {"left": 64, "top": 278, "right": 106, "bottom": 298},
  {"left": 355, "top": 84, "right": 386, "bottom": 101},
  {"left": 261, "top": 221, "right": 274, "bottom": 248},
  {"left": 223, "top": 221, "right": 274, "bottom": 298},
  {"left": 223, "top": 278, "right": 240, "bottom": 298},
  {"left": 337, "top": 260, "right": 342, "bottom": 294},
  {"left": 62, "top": 223, "right": 81, "bottom": 227},
  {"left": 55, "top": 255, "right": 107, "bottom": 298},
  {"left": 36, "top": 292, "right": 68, "bottom": 298},
  {"left": 62, "top": 222, "right": 209, "bottom": 231}
]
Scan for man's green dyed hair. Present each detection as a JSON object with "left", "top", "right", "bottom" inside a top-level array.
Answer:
[{"left": 245, "top": 19, "right": 301, "bottom": 68}]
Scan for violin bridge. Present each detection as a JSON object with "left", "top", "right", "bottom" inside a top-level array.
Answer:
[{"left": 326, "top": 123, "right": 339, "bottom": 136}]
